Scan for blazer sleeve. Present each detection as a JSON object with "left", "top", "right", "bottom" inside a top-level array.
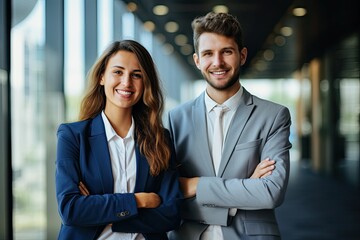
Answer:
[
  {"left": 56, "top": 123, "right": 139, "bottom": 227},
  {"left": 196, "top": 106, "right": 292, "bottom": 210},
  {"left": 111, "top": 131, "right": 183, "bottom": 233}
]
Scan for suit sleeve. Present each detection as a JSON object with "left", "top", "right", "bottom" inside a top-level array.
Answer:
[
  {"left": 168, "top": 110, "right": 230, "bottom": 226},
  {"left": 56, "top": 124, "right": 139, "bottom": 227},
  {"left": 196, "top": 106, "right": 292, "bottom": 210},
  {"left": 111, "top": 131, "right": 183, "bottom": 233}
]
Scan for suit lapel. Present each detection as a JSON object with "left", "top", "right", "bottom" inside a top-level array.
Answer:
[
  {"left": 218, "top": 88, "right": 255, "bottom": 176},
  {"left": 193, "top": 93, "right": 216, "bottom": 175},
  {"left": 88, "top": 114, "right": 114, "bottom": 193}
]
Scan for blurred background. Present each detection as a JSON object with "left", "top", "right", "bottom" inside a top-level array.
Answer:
[{"left": 0, "top": 0, "right": 359, "bottom": 239}]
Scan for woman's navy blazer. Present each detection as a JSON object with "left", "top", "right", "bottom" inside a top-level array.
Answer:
[{"left": 55, "top": 113, "right": 182, "bottom": 240}]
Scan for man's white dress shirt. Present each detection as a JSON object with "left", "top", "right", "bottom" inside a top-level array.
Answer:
[{"left": 201, "top": 86, "right": 243, "bottom": 240}]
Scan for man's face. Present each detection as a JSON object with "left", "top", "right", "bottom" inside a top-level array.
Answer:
[{"left": 193, "top": 32, "right": 247, "bottom": 93}]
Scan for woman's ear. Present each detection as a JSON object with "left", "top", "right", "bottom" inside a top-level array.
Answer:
[{"left": 100, "top": 75, "right": 105, "bottom": 85}]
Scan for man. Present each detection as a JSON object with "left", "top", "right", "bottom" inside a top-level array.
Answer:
[{"left": 168, "top": 12, "right": 292, "bottom": 239}]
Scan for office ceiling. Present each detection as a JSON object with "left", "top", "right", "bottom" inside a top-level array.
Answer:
[{"left": 121, "top": 0, "right": 359, "bottom": 80}]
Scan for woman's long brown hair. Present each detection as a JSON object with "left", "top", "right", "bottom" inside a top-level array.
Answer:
[{"left": 79, "top": 40, "right": 170, "bottom": 176}]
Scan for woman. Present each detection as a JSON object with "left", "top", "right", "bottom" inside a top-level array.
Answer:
[{"left": 55, "top": 40, "right": 182, "bottom": 240}]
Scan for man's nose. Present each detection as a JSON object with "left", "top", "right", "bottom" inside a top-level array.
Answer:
[{"left": 212, "top": 53, "right": 224, "bottom": 67}]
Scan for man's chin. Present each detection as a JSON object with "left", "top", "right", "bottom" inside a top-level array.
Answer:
[{"left": 207, "top": 80, "right": 236, "bottom": 91}]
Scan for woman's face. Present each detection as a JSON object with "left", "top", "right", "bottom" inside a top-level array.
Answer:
[{"left": 100, "top": 50, "right": 144, "bottom": 114}]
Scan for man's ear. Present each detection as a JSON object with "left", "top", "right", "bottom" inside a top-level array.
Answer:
[
  {"left": 240, "top": 47, "right": 248, "bottom": 66},
  {"left": 193, "top": 53, "right": 201, "bottom": 70}
]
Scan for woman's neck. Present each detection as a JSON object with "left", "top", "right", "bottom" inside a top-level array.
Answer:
[{"left": 103, "top": 108, "right": 132, "bottom": 138}]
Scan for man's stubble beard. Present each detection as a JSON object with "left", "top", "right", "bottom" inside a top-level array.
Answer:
[{"left": 203, "top": 67, "right": 241, "bottom": 91}]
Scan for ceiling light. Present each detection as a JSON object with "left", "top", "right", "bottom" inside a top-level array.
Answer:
[
  {"left": 175, "top": 34, "right": 188, "bottom": 46},
  {"left": 163, "top": 43, "right": 174, "bottom": 55},
  {"left": 263, "top": 49, "right": 274, "bottom": 61},
  {"left": 153, "top": 5, "right": 169, "bottom": 15},
  {"left": 212, "top": 5, "right": 228, "bottom": 13},
  {"left": 180, "top": 44, "right": 193, "bottom": 55},
  {"left": 165, "top": 21, "right": 179, "bottom": 33},
  {"left": 255, "top": 60, "right": 267, "bottom": 71},
  {"left": 280, "top": 26, "right": 293, "bottom": 37},
  {"left": 155, "top": 33, "right": 166, "bottom": 43},
  {"left": 143, "top": 21, "right": 155, "bottom": 32},
  {"left": 274, "top": 35, "right": 286, "bottom": 46},
  {"left": 293, "top": 7, "right": 307, "bottom": 17},
  {"left": 127, "top": 2, "right": 137, "bottom": 12}
]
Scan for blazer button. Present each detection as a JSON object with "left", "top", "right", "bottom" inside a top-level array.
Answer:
[{"left": 117, "top": 211, "right": 129, "bottom": 217}]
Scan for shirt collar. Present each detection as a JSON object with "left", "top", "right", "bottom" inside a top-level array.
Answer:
[
  {"left": 101, "top": 111, "right": 135, "bottom": 142},
  {"left": 205, "top": 85, "right": 243, "bottom": 113}
]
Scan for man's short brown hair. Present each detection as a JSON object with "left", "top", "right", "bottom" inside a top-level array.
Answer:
[{"left": 191, "top": 12, "right": 245, "bottom": 53}]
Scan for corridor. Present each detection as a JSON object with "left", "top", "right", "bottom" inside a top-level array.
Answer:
[{"left": 276, "top": 160, "right": 360, "bottom": 240}]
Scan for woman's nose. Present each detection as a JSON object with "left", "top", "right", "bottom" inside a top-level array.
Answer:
[{"left": 121, "top": 74, "right": 131, "bottom": 86}]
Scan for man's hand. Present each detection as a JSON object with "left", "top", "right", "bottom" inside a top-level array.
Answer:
[
  {"left": 135, "top": 192, "right": 161, "bottom": 208},
  {"left": 177, "top": 159, "right": 273, "bottom": 198},
  {"left": 179, "top": 177, "right": 199, "bottom": 198},
  {"left": 250, "top": 158, "right": 275, "bottom": 178}
]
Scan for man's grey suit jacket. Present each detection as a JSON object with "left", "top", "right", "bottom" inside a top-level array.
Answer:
[{"left": 167, "top": 87, "right": 292, "bottom": 239}]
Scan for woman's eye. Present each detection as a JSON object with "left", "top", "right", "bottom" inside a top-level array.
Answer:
[{"left": 132, "top": 73, "right": 142, "bottom": 79}]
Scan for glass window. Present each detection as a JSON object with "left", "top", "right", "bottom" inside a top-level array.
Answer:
[
  {"left": 97, "top": 0, "right": 114, "bottom": 55},
  {"left": 122, "top": 12, "right": 135, "bottom": 39},
  {"left": 64, "top": 0, "right": 85, "bottom": 121},
  {"left": 11, "top": 0, "right": 46, "bottom": 239},
  {"left": 339, "top": 78, "right": 360, "bottom": 185}
]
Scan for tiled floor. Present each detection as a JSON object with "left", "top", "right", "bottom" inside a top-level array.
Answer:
[{"left": 276, "top": 160, "right": 360, "bottom": 240}]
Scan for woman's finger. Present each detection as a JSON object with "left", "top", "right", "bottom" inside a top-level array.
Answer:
[{"left": 79, "top": 181, "right": 90, "bottom": 196}]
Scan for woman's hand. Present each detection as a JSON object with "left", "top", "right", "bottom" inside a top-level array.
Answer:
[
  {"left": 250, "top": 158, "right": 275, "bottom": 178},
  {"left": 135, "top": 192, "right": 161, "bottom": 208},
  {"left": 79, "top": 181, "right": 90, "bottom": 196}
]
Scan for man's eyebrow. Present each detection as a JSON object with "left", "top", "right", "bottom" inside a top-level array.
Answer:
[
  {"left": 200, "top": 47, "right": 236, "bottom": 54},
  {"left": 223, "top": 46, "right": 236, "bottom": 50},
  {"left": 199, "top": 49, "right": 212, "bottom": 54}
]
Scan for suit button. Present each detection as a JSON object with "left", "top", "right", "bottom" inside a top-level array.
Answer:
[{"left": 117, "top": 211, "right": 129, "bottom": 217}]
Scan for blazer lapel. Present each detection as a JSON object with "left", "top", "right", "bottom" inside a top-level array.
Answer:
[
  {"left": 88, "top": 114, "right": 114, "bottom": 193},
  {"left": 134, "top": 143, "right": 149, "bottom": 192},
  {"left": 218, "top": 88, "right": 255, "bottom": 176},
  {"left": 193, "top": 93, "right": 217, "bottom": 176}
]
